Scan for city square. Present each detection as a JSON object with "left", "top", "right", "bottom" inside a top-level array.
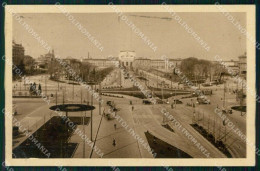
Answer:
[{"left": 9, "top": 11, "right": 248, "bottom": 160}]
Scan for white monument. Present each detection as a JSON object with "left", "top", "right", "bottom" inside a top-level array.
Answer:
[{"left": 118, "top": 51, "right": 136, "bottom": 69}]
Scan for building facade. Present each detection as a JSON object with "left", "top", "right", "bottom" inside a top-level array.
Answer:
[
  {"left": 82, "top": 57, "right": 119, "bottom": 69},
  {"left": 118, "top": 51, "right": 136, "bottom": 69},
  {"left": 238, "top": 53, "right": 247, "bottom": 76},
  {"left": 83, "top": 52, "right": 183, "bottom": 72},
  {"left": 150, "top": 58, "right": 182, "bottom": 72},
  {"left": 133, "top": 58, "right": 151, "bottom": 70},
  {"left": 12, "top": 41, "right": 25, "bottom": 66},
  {"left": 36, "top": 50, "right": 55, "bottom": 69}
]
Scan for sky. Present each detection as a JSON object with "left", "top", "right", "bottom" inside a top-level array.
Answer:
[{"left": 13, "top": 12, "right": 246, "bottom": 61}]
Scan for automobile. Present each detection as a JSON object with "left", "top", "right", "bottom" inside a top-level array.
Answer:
[
  {"left": 192, "top": 92, "right": 199, "bottom": 97},
  {"left": 210, "top": 81, "right": 218, "bottom": 85},
  {"left": 173, "top": 99, "right": 183, "bottom": 104},
  {"left": 222, "top": 107, "right": 233, "bottom": 114},
  {"left": 143, "top": 99, "right": 152, "bottom": 105},
  {"left": 197, "top": 96, "right": 210, "bottom": 104},
  {"left": 107, "top": 101, "right": 113, "bottom": 106},
  {"left": 155, "top": 99, "right": 168, "bottom": 104},
  {"left": 105, "top": 113, "right": 115, "bottom": 120},
  {"left": 202, "top": 82, "right": 212, "bottom": 87}
]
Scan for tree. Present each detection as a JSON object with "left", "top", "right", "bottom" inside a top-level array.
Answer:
[
  {"left": 180, "top": 57, "right": 212, "bottom": 80},
  {"left": 18, "top": 60, "right": 25, "bottom": 75}
]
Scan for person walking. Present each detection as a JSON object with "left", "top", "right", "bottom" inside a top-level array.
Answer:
[
  {"left": 132, "top": 106, "right": 134, "bottom": 111},
  {"left": 38, "top": 83, "right": 42, "bottom": 94},
  {"left": 29, "top": 83, "right": 33, "bottom": 96},
  {"left": 114, "top": 123, "right": 117, "bottom": 130},
  {"left": 33, "top": 82, "right": 36, "bottom": 94},
  {"left": 113, "top": 138, "right": 116, "bottom": 147}
]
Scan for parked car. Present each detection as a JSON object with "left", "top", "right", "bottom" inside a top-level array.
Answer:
[
  {"left": 197, "top": 96, "right": 210, "bottom": 104},
  {"left": 173, "top": 99, "right": 183, "bottom": 104},
  {"left": 202, "top": 82, "right": 212, "bottom": 87},
  {"left": 155, "top": 99, "right": 168, "bottom": 104},
  {"left": 143, "top": 99, "right": 152, "bottom": 105},
  {"left": 222, "top": 107, "right": 233, "bottom": 114}
]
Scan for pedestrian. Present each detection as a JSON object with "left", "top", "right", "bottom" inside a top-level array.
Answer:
[
  {"left": 132, "top": 106, "right": 134, "bottom": 111},
  {"left": 29, "top": 83, "right": 33, "bottom": 95},
  {"left": 113, "top": 138, "right": 116, "bottom": 146},
  {"left": 114, "top": 123, "right": 117, "bottom": 130},
  {"left": 38, "top": 83, "right": 42, "bottom": 94},
  {"left": 33, "top": 82, "right": 36, "bottom": 95}
]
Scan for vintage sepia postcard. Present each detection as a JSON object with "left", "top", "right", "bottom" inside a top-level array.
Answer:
[{"left": 3, "top": 4, "right": 256, "bottom": 167}]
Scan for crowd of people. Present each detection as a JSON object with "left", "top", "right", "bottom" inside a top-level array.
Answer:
[{"left": 29, "top": 82, "right": 42, "bottom": 96}]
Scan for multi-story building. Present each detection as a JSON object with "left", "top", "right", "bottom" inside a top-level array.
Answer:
[
  {"left": 12, "top": 41, "right": 25, "bottom": 66},
  {"left": 83, "top": 52, "right": 183, "bottom": 72},
  {"left": 133, "top": 58, "right": 151, "bottom": 70},
  {"left": 238, "top": 53, "right": 247, "bottom": 76},
  {"left": 36, "top": 50, "right": 55, "bottom": 69},
  {"left": 82, "top": 57, "right": 119, "bottom": 69},
  {"left": 118, "top": 51, "right": 136, "bottom": 69},
  {"left": 212, "top": 58, "right": 239, "bottom": 76},
  {"left": 150, "top": 58, "right": 182, "bottom": 72}
]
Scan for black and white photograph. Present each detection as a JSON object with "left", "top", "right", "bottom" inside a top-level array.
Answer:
[{"left": 4, "top": 4, "right": 256, "bottom": 166}]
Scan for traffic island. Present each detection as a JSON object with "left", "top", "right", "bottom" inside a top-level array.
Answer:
[
  {"left": 13, "top": 103, "right": 95, "bottom": 158},
  {"left": 190, "top": 123, "right": 232, "bottom": 158},
  {"left": 13, "top": 116, "right": 80, "bottom": 158},
  {"left": 162, "top": 124, "right": 174, "bottom": 133},
  {"left": 145, "top": 131, "right": 192, "bottom": 158}
]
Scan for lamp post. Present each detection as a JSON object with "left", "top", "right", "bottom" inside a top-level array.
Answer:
[
  {"left": 83, "top": 111, "right": 85, "bottom": 158},
  {"left": 91, "top": 84, "right": 93, "bottom": 141},
  {"left": 161, "top": 81, "right": 165, "bottom": 101},
  {"left": 90, "top": 82, "right": 103, "bottom": 158},
  {"left": 87, "top": 81, "right": 96, "bottom": 142},
  {"left": 45, "top": 75, "right": 47, "bottom": 95}
]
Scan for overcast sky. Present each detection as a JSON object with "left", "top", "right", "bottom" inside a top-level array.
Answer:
[{"left": 13, "top": 12, "right": 246, "bottom": 61}]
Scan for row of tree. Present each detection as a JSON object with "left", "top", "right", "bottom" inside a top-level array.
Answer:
[
  {"left": 48, "top": 58, "right": 114, "bottom": 83},
  {"left": 179, "top": 57, "right": 227, "bottom": 81}
]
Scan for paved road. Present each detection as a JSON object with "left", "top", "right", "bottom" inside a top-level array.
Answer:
[{"left": 12, "top": 72, "right": 246, "bottom": 158}]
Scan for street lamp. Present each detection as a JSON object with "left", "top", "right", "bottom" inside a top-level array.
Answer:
[
  {"left": 87, "top": 81, "right": 96, "bottom": 142},
  {"left": 45, "top": 75, "right": 47, "bottom": 95}
]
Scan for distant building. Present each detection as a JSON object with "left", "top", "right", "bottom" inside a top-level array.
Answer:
[
  {"left": 82, "top": 57, "right": 118, "bottom": 69},
  {"left": 223, "top": 59, "right": 239, "bottom": 75},
  {"left": 83, "top": 51, "right": 137, "bottom": 70},
  {"left": 238, "top": 53, "right": 247, "bottom": 77},
  {"left": 118, "top": 51, "right": 136, "bottom": 69},
  {"left": 212, "top": 58, "right": 239, "bottom": 75},
  {"left": 83, "top": 52, "right": 183, "bottom": 72},
  {"left": 133, "top": 58, "right": 151, "bottom": 70},
  {"left": 150, "top": 58, "right": 182, "bottom": 72},
  {"left": 150, "top": 59, "right": 166, "bottom": 70},
  {"left": 12, "top": 41, "right": 25, "bottom": 66},
  {"left": 36, "top": 50, "right": 55, "bottom": 69}
]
